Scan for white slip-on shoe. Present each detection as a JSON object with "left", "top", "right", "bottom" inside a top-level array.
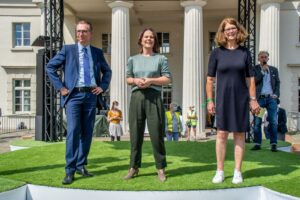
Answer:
[
  {"left": 232, "top": 170, "right": 243, "bottom": 184},
  {"left": 212, "top": 170, "right": 224, "bottom": 184}
]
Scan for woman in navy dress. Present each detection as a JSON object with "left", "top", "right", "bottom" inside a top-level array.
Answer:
[{"left": 206, "top": 18, "right": 260, "bottom": 184}]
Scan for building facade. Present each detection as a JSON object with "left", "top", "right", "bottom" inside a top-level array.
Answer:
[{"left": 0, "top": 0, "right": 300, "bottom": 135}]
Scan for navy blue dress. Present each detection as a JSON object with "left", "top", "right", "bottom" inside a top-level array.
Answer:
[{"left": 207, "top": 46, "right": 254, "bottom": 132}]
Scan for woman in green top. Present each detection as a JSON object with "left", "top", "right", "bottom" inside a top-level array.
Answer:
[{"left": 124, "top": 28, "right": 172, "bottom": 182}]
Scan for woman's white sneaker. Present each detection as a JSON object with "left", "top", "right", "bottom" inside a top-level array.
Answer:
[
  {"left": 212, "top": 170, "right": 224, "bottom": 184},
  {"left": 232, "top": 170, "right": 243, "bottom": 184}
]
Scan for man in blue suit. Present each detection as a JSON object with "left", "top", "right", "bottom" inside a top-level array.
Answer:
[{"left": 46, "top": 20, "right": 112, "bottom": 184}]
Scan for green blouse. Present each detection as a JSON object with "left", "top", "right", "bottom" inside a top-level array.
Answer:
[{"left": 126, "top": 54, "right": 172, "bottom": 92}]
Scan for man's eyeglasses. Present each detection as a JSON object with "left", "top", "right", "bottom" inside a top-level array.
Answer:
[
  {"left": 76, "top": 30, "right": 90, "bottom": 34},
  {"left": 224, "top": 27, "right": 237, "bottom": 32}
]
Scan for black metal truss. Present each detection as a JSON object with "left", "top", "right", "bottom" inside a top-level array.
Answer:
[
  {"left": 43, "top": 0, "right": 64, "bottom": 141},
  {"left": 238, "top": 0, "right": 257, "bottom": 65}
]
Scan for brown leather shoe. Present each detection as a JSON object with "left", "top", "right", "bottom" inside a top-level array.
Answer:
[
  {"left": 157, "top": 169, "right": 166, "bottom": 182},
  {"left": 123, "top": 168, "right": 139, "bottom": 180}
]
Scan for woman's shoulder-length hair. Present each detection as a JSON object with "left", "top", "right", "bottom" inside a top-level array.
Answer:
[
  {"left": 137, "top": 28, "right": 159, "bottom": 53},
  {"left": 214, "top": 17, "right": 249, "bottom": 47}
]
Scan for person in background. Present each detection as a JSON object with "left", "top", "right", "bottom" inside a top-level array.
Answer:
[
  {"left": 277, "top": 102, "right": 288, "bottom": 141},
  {"left": 206, "top": 17, "right": 260, "bottom": 184},
  {"left": 251, "top": 51, "right": 280, "bottom": 152},
  {"left": 124, "top": 28, "right": 172, "bottom": 182},
  {"left": 265, "top": 100, "right": 287, "bottom": 141},
  {"left": 186, "top": 106, "right": 198, "bottom": 141},
  {"left": 176, "top": 105, "right": 182, "bottom": 115},
  {"left": 107, "top": 101, "right": 123, "bottom": 141},
  {"left": 207, "top": 113, "right": 217, "bottom": 136},
  {"left": 262, "top": 110, "right": 270, "bottom": 139},
  {"left": 165, "top": 103, "right": 182, "bottom": 141}
]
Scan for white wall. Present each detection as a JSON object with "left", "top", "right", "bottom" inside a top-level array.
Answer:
[
  {"left": 64, "top": 15, "right": 77, "bottom": 44},
  {"left": 0, "top": 2, "right": 42, "bottom": 115},
  {"left": 280, "top": 1, "right": 300, "bottom": 114}
]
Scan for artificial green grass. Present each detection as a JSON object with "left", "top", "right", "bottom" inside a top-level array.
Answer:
[
  {"left": 0, "top": 177, "right": 25, "bottom": 193},
  {"left": 0, "top": 140, "right": 299, "bottom": 197}
]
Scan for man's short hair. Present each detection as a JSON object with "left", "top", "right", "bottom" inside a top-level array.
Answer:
[
  {"left": 76, "top": 20, "right": 93, "bottom": 31},
  {"left": 258, "top": 50, "right": 269, "bottom": 57}
]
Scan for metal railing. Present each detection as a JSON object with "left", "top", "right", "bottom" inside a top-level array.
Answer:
[
  {"left": 287, "top": 112, "right": 300, "bottom": 132},
  {"left": 0, "top": 114, "right": 35, "bottom": 135}
]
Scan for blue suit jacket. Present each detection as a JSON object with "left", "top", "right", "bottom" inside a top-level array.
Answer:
[{"left": 46, "top": 44, "right": 112, "bottom": 107}]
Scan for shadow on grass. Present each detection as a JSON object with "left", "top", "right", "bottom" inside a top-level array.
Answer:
[
  {"left": 0, "top": 156, "right": 127, "bottom": 176},
  {"left": 243, "top": 164, "right": 299, "bottom": 179},
  {"left": 105, "top": 140, "right": 300, "bottom": 179},
  {"left": 167, "top": 164, "right": 215, "bottom": 178},
  {"left": 0, "top": 163, "right": 65, "bottom": 176}
]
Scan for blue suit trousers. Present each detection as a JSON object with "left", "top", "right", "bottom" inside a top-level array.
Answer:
[{"left": 65, "top": 91, "right": 96, "bottom": 175}]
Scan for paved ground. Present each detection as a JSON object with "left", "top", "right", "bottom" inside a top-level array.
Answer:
[
  {"left": 0, "top": 131, "right": 34, "bottom": 153},
  {"left": 289, "top": 134, "right": 300, "bottom": 142}
]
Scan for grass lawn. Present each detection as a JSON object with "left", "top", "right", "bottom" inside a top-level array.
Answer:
[{"left": 0, "top": 140, "right": 299, "bottom": 197}]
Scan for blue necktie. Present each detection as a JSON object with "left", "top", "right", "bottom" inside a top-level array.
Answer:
[{"left": 83, "top": 47, "right": 91, "bottom": 86}]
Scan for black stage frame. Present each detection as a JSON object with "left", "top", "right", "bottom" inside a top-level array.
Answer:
[
  {"left": 238, "top": 0, "right": 257, "bottom": 65},
  {"left": 42, "top": 0, "right": 64, "bottom": 141}
]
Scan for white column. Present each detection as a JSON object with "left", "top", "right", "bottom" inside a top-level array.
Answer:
[
  {"left": 258, "top": 0, "right": 283, "bottom": 68},
  {"left": 108, "top": 1, "right": 133, "bottom": 133},
  {"left": 181, "top": 0, "right": 206, "bottom": 138}
]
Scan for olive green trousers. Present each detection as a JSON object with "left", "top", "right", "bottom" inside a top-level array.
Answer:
[{"left": 129, "top": 88, "right": 167, "bottom": 169}]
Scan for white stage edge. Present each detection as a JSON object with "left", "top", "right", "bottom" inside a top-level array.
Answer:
[
  {"left": 0, "top": 184, "right": 299, "bottom": 200},
  {"left": 9, "top": 145, "right": 29, "bottom": 151}
]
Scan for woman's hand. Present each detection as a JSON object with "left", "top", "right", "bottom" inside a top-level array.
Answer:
[
  {"left": 250, "top": 100, "right": 260, "bottom": 115},
  {"left": 133, "top": 78, "right": 147, "bottom": 88},
  {"left": 207, "top": 102, "right": 215, "bottom": 115},
  {"left": 140, "top": 78, "right": 152, "bottom": 88}
]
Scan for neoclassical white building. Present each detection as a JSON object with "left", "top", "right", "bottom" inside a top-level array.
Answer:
[{"left": 0, "top": 0, "right": 300, "bottom": 135}]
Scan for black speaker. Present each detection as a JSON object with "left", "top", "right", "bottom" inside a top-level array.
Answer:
[{"left": 35, "top": 49, "right": 46, "bottom": 141}]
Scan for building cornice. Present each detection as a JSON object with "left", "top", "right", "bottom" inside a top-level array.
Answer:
[
  {"left": 287, "top": 64, "right": 300, "bottom": 67},
  {"left": 181, "top": 0, "right": 207, "bottom": 8},
  {"left": 107, "top": 1, "right": 133, "bottom": 9},
  {"left": 0, "top": 4, "right": 37, "bottom": 8},
  {"left": 10, "top": 47, "right": 34, "bottom": 52},
  {"left": 257, "top": 0, "right": 285, "bottom": 5},
  {"left": 1, "top": 65, "right": 36, "bottom": 69}
]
